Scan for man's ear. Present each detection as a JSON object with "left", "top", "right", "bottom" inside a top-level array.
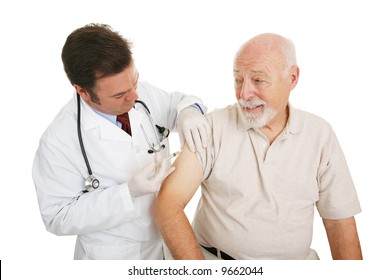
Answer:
[
  {"left": 74, "top": 84, "right": 90, "bottom": 102},
  {"left": 289, "top": 65, "right": 299, "bottom": 91}
]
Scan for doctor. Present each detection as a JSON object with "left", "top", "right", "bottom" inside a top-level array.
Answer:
[{"left": 32, "top": 23, "right": 210, "bottom": 260}]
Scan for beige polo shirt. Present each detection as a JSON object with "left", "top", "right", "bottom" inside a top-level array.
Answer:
[{"left": 192, "top": 104, "right": 361, "bottom": 260}]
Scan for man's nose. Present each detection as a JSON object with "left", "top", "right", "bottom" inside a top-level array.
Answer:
[{"left": 240, "top": 80, "right": 256, "bottom": 100}]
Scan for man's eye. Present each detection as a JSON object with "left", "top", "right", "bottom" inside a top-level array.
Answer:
[{"left": 254, "top": 79, "right": 265, "bottom": 84}]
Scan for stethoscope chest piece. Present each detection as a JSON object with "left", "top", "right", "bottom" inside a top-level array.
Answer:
[{"left": 85, "top": 175, "right": 100, "bottom": 192}]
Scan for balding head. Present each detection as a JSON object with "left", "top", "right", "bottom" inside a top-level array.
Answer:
[{"left": 235, "top": 33, "right": 296, "bottom": 76}]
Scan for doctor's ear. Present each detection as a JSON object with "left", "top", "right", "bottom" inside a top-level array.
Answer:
[{"left": 74, "top": 85, "right": 90, "bottom": 101}]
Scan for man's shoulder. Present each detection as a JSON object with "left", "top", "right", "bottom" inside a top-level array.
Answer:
[
  {"left": 206, "top": 104, "right": 238, "bottom": 121},
  {"left": 289, "top": 106, "right": 335, "bottom": 142},
  {"left": 291, "top": 106, "right": 332, "bottom": 128}
]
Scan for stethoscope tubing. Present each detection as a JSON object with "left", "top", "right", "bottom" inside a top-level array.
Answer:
[
  {"left": 77, "top": 95, "right": 168, "bottom": 191},
  {"left": 135, "top": 100, "right": 165, "bottom": 153},
  {"left": 77, "top": 94, "right": 93, "bottom": 176}
]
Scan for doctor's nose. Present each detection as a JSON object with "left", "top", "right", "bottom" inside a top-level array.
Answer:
[{"left": 124, "top": 89, "right": 138, "bottom": 101}]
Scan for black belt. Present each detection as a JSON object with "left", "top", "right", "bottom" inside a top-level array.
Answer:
[{"left": 201, "top": 245, "right": 235, "bottom": 260}]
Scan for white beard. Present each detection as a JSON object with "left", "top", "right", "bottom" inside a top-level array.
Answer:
[{"left": 237, "top": 98, "right": 277, "bottom": 128}]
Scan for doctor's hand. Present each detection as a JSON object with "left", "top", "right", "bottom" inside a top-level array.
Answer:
[
  {"left": 177, "top": 106, "right": 211, "bottom": 153},
  {"left": 128, "top": 154, "right": 175, "bottom": 197}
]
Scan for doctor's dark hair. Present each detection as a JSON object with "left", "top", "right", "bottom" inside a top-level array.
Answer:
[{"left": 61, "top": 23, "right": 133, "bottom": 98}]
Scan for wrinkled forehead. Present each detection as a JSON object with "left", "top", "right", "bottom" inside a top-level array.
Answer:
[{"left": 234, "top": 43, "right": 285, "bottom": 73}]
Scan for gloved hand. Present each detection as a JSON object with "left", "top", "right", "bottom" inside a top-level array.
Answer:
[
  {"left": 128, "top": 153, "right": 175, "bottom": 197},
  {"left": 177, "top": 106, "right": 211, "bottom": 153}
]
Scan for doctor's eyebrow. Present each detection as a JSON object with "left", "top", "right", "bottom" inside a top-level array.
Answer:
[
  {"left": 111, "top": 89, "right": 132, "bottom": 98},
  {"left": 110, "top": 72, "right": 139, "bottom": 98}
]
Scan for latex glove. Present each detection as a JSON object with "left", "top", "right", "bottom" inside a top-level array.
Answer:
[
  {"left": 128, "top": 153, "right": 175, "bottom": 197},
  {"left": 177, "top": 106, "right": 211, "bottom": 153}
]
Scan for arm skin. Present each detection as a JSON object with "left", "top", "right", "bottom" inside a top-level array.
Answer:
[
  {"left": 153, "top": 145, "right": 205, "bottom": 259},
  {"left": 323, "top": 216, "right": 363, "bottom": 260}
]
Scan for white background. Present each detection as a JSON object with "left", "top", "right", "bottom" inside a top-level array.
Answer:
[{"left": 1, "top": 0, "right": 389, "bottom": 279}]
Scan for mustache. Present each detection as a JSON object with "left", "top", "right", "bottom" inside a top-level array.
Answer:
[{"left": 238, "top": 98, "right": 266, "bottom": 108}]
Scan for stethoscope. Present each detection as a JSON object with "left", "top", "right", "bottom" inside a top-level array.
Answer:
[{"left": 77, "top": 94, "right": 170, "bottom": 192}]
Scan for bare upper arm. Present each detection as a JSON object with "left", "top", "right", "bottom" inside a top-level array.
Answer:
[
  {"left": 157, "top": 144, "right": 203, "bottom": 209},
  {"left": 322, "top": 216, "right": 362, "bottom": 259},
  {"left": 323, "top": 216, "right": 357, "bottom": 231}
]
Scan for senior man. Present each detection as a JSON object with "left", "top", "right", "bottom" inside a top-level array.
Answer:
[{"left": 153, "top": 33, "right": 362, "bottom": 260}]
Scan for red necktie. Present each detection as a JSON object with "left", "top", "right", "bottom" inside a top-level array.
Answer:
[{"left": 117, "top": 112, "right": 132, "bottom": 135}]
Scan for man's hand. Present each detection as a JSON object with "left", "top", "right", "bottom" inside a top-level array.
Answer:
[{"left": 177, "top": 106, "right": 211, "bottom": 153}]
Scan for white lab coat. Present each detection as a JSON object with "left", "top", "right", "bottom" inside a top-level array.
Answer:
[{"left": 32, "top": 82, "right": 203, "bottom": 260}]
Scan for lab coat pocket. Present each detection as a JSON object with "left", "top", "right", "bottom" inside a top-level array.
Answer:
[{"left": 84, "top": 243, "right": 141, "bottom": 260}]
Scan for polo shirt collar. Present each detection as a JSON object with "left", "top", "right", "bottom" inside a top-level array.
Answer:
[{"left": 284, "top": 104, "right": 302, "bottom": 135}]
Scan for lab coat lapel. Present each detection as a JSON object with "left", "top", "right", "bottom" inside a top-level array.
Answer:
[
  {"left": 128, "top": 108, "right": 143, "bottom": 139},
  {"left": 101, "top": 109, "right": 143, "bottom": 142},
  {"left": 79, "top": 96, "right": 133, "bottom": 143}
]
